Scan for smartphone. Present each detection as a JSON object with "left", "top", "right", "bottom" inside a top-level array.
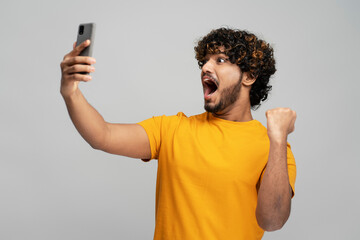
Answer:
[{"left": 76, "top": 23, "right": 96, "bottom": 57}]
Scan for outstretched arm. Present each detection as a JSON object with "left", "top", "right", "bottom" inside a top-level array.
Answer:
[
  {"left": 256, "top": 108, "right": 297, "bottom": 231},
  {"left": 60, "top": 40, "right": 151, "bottom": 159}
]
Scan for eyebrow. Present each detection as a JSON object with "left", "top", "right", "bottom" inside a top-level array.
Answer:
[
  {"left": 215, "top": 52, "right": 229, "bottom": 58},
  {"left": 216, "top": 52, "right": 230, "bottom": 60},
  {"left": 203, "top": 51, "right": 229, "bottom": 62}
]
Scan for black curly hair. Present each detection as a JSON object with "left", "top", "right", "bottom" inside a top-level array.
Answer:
[{"left": 194, "top": 27, "right": 276, "bottom": 110}]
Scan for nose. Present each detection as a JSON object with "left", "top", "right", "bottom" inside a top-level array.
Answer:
[{"left": 202, "top": 59, "right": 214, "bottom": 74}]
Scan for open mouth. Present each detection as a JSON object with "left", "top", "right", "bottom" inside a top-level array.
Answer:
[{"left": 203, "top": 76, "right": 218, "bottom": 98}]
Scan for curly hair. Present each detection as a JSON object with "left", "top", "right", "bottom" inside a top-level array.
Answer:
[{"left": 194, "top": 28, "right": 276, "bottom": 110}]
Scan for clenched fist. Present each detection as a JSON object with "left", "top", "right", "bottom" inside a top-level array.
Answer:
[
  {"left": 60, "top": 40, "right": 96, "bottom": 98},
  {"left": 266, "top": 108, "right": 297, "bottom": 142}
]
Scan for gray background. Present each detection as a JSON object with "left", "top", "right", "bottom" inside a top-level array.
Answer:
[{"left": 0, "top": 0, "right": 359, "bottom": 239}]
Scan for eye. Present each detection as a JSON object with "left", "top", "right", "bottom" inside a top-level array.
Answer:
[{"left": 217, "top": 57, "right": 227, "bottom": 63}]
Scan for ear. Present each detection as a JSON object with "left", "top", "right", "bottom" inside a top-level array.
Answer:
[{"left": 242, "top": 72, "right": 256, "bottom": 87}]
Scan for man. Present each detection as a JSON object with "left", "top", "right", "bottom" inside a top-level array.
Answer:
[{"left": 60, "top": 27, "right": 297, "bottom": 239}]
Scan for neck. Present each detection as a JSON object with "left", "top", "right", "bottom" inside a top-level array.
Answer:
[{"left": 212, "top": 96, "right": 253, "bottom": 122}]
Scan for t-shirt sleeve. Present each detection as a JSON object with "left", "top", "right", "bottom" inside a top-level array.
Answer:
[
  {"left": 137, "top": 112, "right": 185, "bottom": 162},
  {"left": 137, "top": 116, "right": 163, "bottom": 161},
  {"left": 286, "top": 142, "right": 297, "bottom": 197},
  {"left": 259, "top": 142, "right": 297, "bottom": 198}
]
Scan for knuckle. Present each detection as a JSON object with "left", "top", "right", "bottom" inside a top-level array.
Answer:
[
  {"left": 73, "top": 56, "right": 80, "bottom": 63},
  {"left": 72, "top": 48, "right": 80, "bottom": 55},
  {"left": 61, "top": 58, "right": 68, "bottom": 66},
  {"left": 67, "top": 57, "right": 73, "bottom": 65},
  {"left": 64, "top": 58, "right": 71, "bottom": 66},
  {"left": 71, "top": 65, "right": 78, "bottom": 73},
  {"left": 62, "top": 65, "right": 68, "bottom": 73},
  {"left": 68, "top": 57, "right": 75, "bottom": 65}
]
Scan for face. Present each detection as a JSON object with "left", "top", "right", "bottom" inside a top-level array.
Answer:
[{"left": 201, "top": 49, "right": 243, "bottom": 113}]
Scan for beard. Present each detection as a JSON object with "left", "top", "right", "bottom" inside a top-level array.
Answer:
[{"left": 204, "top": 75, "right": 243, "bottom": 113}]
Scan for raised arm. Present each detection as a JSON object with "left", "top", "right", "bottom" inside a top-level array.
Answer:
[
  {"left": 256, "top": 108, "right": 297, "bottom": 231},
  {"left": 60, "top": 40, "right": 151, "bottom": 159}
]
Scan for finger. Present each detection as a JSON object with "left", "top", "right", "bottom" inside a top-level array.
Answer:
[
  {"left": 63, "top": 64, "right": 95, "bottom": 75},
  {"left": 288, "top": 115, "right": 297, "bottom": 134},
  {"left": 66, "top": 73, "right": 92, "bottom": 82},
  {"left": 65, "top": 40, "right": 91, "bottom": 58},
  {"left": 72, "top": 39, "right": 90, "bottom": 56},
  {"left": 290, "top": 111, "right": 297, "bottom": 125},
  {"left": 265, "top": 110, "right": 270, "bottom": 118},
  {"left": 62, "top": 56, "right": 96, "bottom": 67},
  {"left": 73, "top": 41, "right": 77, "bottom": 49},
  {"left": 290, "top": 118, "right": 296, "bottom": 132}
]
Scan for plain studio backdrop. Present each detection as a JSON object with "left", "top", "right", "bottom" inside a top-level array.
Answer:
[{"left": 0, "top": 0, "right": 359, "bottom": 239}]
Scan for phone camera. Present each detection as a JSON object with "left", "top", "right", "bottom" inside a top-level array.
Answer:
[{"left": 79, "top": 25, "right": 84, "bottom": 35}]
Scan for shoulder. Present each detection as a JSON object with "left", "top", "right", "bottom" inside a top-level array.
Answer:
[
  {"left": 157, "top": 112, "right": 209, "bottom": 132},
  {"left": 138, "top": 112, "right": 204, "bottom": 129}
]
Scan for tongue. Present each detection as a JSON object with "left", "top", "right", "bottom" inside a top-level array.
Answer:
[{"left": 204, "top": 87, "right": 212, "bottom": 98}]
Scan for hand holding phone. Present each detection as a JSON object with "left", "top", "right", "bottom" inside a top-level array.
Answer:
[
  {"left": 60, "top": 23, "right": 96, "bottom": 98},
  {"left": 76, "top": 23, "right": 96, "bottom": 57}
]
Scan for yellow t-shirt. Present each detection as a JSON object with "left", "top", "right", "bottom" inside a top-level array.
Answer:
[{"left": 138, "top": 112, "right": 296, "bottom": 240}]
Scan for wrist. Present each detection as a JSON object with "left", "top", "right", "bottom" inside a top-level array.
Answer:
[
  {"left": 268, "top": 134, "right": 287, "bottom": 145},
  {"left": 61, "top": 88, "right": 81, "bottom": 103}
]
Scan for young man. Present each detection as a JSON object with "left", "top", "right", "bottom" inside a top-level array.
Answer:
[{"left": 60, "top": 28, "right": 297, "bottom": 239}]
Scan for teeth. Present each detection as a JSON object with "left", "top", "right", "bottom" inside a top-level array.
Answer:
[{"left": 203, "top": 77, "right": 217, "bottom": 86}]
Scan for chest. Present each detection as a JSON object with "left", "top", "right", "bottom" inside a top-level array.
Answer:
[{"left": 159, "top": 124, "right": 270, "bottom": 188}]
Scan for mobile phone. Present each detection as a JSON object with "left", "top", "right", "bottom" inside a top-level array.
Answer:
[{"left": 76, "top": 23, "right": 96, "bottom": 57}]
